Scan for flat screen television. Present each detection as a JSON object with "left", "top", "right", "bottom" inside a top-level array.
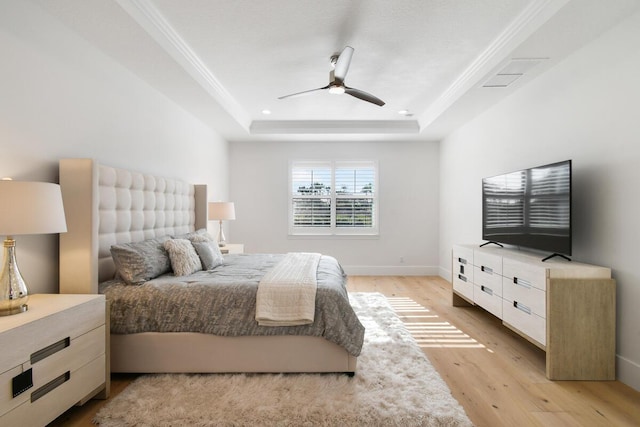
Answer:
[{"left": 482, "top": 160, "right": 572, "bottom": 258}]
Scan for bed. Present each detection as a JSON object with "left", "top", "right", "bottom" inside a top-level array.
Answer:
[{"left": 58, "top": 158, "right": 363, "bottom": 374}]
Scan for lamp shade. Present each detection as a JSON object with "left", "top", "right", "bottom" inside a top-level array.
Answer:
[
  {"left": 208, "top": 202, "right": 236, "bottom": 221},
  {"left": 0, "top": 181, "right": 67, "bottom": 236}
]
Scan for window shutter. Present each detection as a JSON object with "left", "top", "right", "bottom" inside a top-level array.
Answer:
[
  {"left": 335, "top": 162, "right": 375, "bottom": 228},
  {"left": 289, "top": 160, "right": 378, "bottom": 235}
]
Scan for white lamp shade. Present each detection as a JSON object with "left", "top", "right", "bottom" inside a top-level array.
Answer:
[
  {"left": 0, "top": 181, "right": 67, "bottom": 236},
  {"left": 208, "top": 202, "right": 236, "bottom": 221}
]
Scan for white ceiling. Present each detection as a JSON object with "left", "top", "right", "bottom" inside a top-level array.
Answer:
[{"left": 34, "top": 0, "right": 640, "bottom": 142}]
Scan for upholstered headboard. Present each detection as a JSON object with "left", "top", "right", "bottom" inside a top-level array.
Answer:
[{"left": 59, "top": 159, "right": 207, "bottom": 294}]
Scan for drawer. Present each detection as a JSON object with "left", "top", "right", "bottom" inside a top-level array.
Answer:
[
  {"left": 452, "top": 246, "right": 474, "bottom": 301},
  {"left": 474, "top": 265, "right": 502, "bottom": 297},
  {"left": 503, "top": 258, "right": 547, "bottom": 291},
  {"left": 32, "top": 325, "right": 105, "bottom": 390},
  {"left": 1, "top": 354, "right": 105, "bottom": 427},
  {"left": 474, "top": 283, "right": 502, "bottom": 318},
  {"left": 453, "top": 273, "right": 474, "bottom": 301},
  {"left": 503, "top": 277, "right": 546, "bottom": 319},
  {"left": 473, "top": 251, "right": 502, "bottom": 275},
  {"left": 0, "top": 296, "right": 105, "bottom": 370},
  {"left": 453, "top": 245, "right": 474, "bottom": 270},
  {"left": 503, "top": 300, "right": 546, "bottom": 346},
  {"left": 0, "top": 325, "right": 105, "bottom": 417},
  {"left": 453, "top": 252, "right": 473, "bottom": 283}
]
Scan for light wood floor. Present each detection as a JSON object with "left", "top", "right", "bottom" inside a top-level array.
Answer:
[{"left": 50, "top": 276, "right": 640, "bottom": 427}]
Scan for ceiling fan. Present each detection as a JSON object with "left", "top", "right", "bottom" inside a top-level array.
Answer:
[{"left": 278, "top": 46, "right": 385, "bottom": 107}]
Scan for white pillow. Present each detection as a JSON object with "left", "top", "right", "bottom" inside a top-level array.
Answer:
[
  {"left": 192, "top": 240, "right": 225, "bottom": 270},
  {"left": 163, "top": 239, "right": 202, "bottom": 276}
]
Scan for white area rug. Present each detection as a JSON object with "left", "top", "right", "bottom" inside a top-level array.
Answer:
[{"left": 94, "top": 292, "right": 471, "bottom": 426}]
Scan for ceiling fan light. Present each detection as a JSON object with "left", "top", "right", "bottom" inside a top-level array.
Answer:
[{"left": 328, "top": 85, "right": 345, "bottom": 95}]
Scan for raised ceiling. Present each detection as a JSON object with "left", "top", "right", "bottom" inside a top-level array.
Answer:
[{"left": 34, "top": 0, "right": 639, "bottom": 142}]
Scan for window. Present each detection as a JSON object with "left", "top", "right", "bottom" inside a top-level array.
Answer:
[{"left": 289, "top": 160, "right": 378, "bottom": 236}]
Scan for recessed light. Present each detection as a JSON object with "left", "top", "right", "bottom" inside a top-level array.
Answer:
[{"left": 262, "top": 109, "right": 272, "bottom": 115}]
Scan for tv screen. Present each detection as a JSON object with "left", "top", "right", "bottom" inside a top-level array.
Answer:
[{"left": 482, "top": 160, "right": 572, "bottom": 256}]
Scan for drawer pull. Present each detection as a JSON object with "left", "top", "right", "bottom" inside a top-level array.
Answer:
[
  {"left": 31, "top": 371, "right": 70, "bottom": 403},
  {"left": 514, "top": 277, "right": 532, "bottom": 288},
  {"left": 12, "top": 368, "right": 33, "bottom": 398},
  {"left": 458, "top": 257, "right": 467, "bottom": 265},
  {"left": 457, "top": 274, "right": 467, "bottom": 282},
  {"left": 514, "top": 301, "right": 531, "bottom": 315},
  {"left": 459, "top": 265, "right": 465, "bottom": 275},
  {"left": 481, "top": 265, "right": 493, "bottom": 274},
  {"left": 481, "top": 285, "right": 493, "bottom": 296},
  {"left": 31, "top": 337, "right": 70, "bottom": 364}
]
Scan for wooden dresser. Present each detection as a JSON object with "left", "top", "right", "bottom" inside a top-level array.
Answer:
[{"left": 452, "top": 244, "right": 615, "bottom": 380}]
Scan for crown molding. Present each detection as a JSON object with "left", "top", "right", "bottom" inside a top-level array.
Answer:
[
  {"left": 418, "top": 0, "right": 569, "bottom": 132},
  {"left": 115, "top": 0, "right": 252, "bottom": 131},
  {"left": 250, "top": 120, "right": 420, "bottom": 135}
]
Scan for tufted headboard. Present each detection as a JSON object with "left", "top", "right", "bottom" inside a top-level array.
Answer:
[{"left": 59, "top": 159, "right": 207, "bottom": 294}]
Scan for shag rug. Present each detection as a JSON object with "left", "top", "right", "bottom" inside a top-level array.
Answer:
[{"left": 94, "top": 292, "right": 471, "bottom": 426}]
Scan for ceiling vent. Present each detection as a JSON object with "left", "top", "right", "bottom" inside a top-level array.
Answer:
[{"left": 482, "top": 58, "right": 546, "bottom": 88}]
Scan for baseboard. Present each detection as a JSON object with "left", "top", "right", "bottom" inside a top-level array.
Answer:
[
  {"left": 617, "top": 354, "right": 640, "bottom": 391},
  {"left": 343, "top": 265, "right": 440, "bottom": 276},
  {"left": 439, "top": 266, "right": 451, "bottom": 281}
]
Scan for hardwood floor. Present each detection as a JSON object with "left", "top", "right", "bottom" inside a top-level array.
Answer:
[{"left": 51, "top": 276, "right": 640, "bottom": 426}]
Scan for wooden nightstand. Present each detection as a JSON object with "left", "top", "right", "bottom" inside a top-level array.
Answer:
[
  {"left": 220, "top": 243, "right": 244, "bottom": 255},
  {"left": 0, "top": 294, "right": 107, "bottom": 426}
]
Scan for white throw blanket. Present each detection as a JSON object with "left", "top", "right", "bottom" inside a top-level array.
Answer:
[{"left": 255, "top": 252, "right": 321, "bottom": 326}]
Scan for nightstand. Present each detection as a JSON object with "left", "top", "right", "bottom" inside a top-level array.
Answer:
[
  {"left": 220, "top": 243, "right": 244, "bottom": 254},
  {"left": 0, "top": 294, "right": 107, "bottom": 426}
]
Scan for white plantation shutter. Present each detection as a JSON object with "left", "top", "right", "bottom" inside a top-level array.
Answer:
[
  {"left": 291, "top": 162, "right": 332, "bottom": 228},
  {"left": 335, "top": 162, "right": 375, "bottom": 228},
  {"left": 289, "top": 160, "right": 378, "bottom": 235}
]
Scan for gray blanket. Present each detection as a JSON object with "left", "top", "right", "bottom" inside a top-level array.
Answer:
[{"left": 99, "top": 253, "right": 365, "bottom": 356}]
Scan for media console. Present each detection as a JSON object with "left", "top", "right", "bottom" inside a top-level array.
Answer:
[{"left": 452, "top": 244, "right": 615, "bottom": 380}]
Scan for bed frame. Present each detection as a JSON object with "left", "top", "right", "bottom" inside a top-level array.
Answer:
[{"left": 58, "top": 158, "right": 357, "bottom": 374}]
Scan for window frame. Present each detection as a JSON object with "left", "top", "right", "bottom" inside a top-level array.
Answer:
[{"left": 288, "top": 160, "right": 379, "bottom": 237}]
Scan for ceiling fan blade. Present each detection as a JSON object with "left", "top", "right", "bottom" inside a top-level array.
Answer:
[
  {"left": 344, "top": 87, "right": 385, "bottom": 106},
  {"left": 278, "top": 85, "right": 329, "bottom": 100},
  {"left": 333, "top": 46, "right": 354, "bottom": 83}
]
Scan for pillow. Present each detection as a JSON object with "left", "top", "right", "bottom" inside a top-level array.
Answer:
[
  {"left": 111, "top": 236, "right": 172, "bottom": 285},
  {"left": 192, "top": 240, "right": 225, "bottom": 270},
  {"left": 174, "top": 228, "right": 217, "bottom": 243},
  {"left": 164, "top": 239, "right": 203, "bottom": 276}
]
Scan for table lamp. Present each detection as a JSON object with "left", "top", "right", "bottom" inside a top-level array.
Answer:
[
  {"left": 0, "top": 180, "right": 67, "bottom": 316},
  {"left": 208, "top": 202, "right": 235, "bottom": 247}
]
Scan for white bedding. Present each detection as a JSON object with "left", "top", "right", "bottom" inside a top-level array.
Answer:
[{"left": 255, "top": 252, "right": 321, "bottom": 326}]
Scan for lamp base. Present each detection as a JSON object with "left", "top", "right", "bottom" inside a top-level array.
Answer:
[
  {"left": 217, "top": 220, "right": 227, "bottom": 247},
  {"left": 0, "top": 303, "right": 28, "bottom": 316},
  {"left": 0, "top": 238, "right": 29, "bottom": 316}
]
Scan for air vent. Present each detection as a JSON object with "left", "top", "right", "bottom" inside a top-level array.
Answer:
[{"left": 482, "top": 58, "right": 546, "bottom": 88}]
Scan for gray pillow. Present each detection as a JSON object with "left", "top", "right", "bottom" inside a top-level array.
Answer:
[
  {"left": 164, "top": 239, "right": 203, "bottom": 276},
  {"left": 192, "top": 240, "right": 225, "bottom": 270},
  {"left": 111, "top": 236, "right": 171, "bottom": 285}
]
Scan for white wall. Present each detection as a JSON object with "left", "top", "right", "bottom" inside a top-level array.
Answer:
[
  {"left": 439, "top": 10, "right": 640, "bottom": 390},
  {"left": 0, "top": 2, "right": 228, "bottom": 294},
  {"left": 229, "top": 140, "right": 439, "bottom": 275}
]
